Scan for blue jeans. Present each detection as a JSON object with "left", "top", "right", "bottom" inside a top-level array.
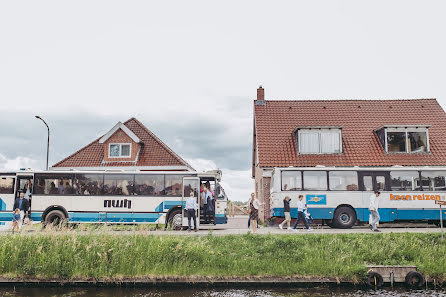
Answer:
[
  {"left": 370, "top": 210, "right": 380, "bottom": 230},
  {"left": 293, "top": 211, "right": 309, "bottom": 229}
]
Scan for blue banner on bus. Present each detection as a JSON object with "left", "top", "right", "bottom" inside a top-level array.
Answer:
[{"left": 306, "top": 194, "right": 327, "bottom": 205}]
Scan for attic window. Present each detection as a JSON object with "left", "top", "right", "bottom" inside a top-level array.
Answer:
[
  {"left": 375, "top": 126, "right": 429, "bottom": 153},
  {"left": 109, "top": 143, "right": 131, "bottom": 158},
  {"left": 296, "top": 128, "right": 342, "bottom": 154}
]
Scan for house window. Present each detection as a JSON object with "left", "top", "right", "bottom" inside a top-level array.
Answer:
[
  {"left": 297, "top": 128, "right": 342, "bottom": 154},
  {"left": 376, "top": 127, "right": 429, "bottom": 153},
  {"left": 109, "top": 143, "right": 131, "bottom": 158}
]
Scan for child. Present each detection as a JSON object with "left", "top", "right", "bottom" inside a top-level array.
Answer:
[{"left": 12, "top": 208, "right": 21, "bottom": 233}]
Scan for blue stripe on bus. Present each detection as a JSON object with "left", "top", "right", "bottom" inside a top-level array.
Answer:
[
  {"left": 68, "top": 212, "right": 162, "bottom": 223},
  {"left": 164, "top": 201, "right": 184, "bottom": 210},
  {"left": 273, "top": 207, "right": 446, "bottom": 222},
  {"left": 0, "top": 212, "right": 43, "bottom": 221},
  {"left": 0, "top": 198, "right": 6, "bottom": 211},
  {"left": 215, "top": 216, "right": 227, "bottom": 224}
]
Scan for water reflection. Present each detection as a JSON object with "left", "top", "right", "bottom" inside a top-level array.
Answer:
[{"left": 0, "top": 287, "right": 445, "bottom": 297}]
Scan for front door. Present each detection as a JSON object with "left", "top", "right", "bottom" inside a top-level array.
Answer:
[
  {"left": 182, "top": 177, "right": 200, "bottom": 229},
  {"left": 359, "top": 172, "right": 389, "bottom": 222}
]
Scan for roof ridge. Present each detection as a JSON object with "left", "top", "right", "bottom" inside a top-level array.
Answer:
[
  {"left": 257, "top": 98, "right": 437, "bottom": 102},
  {"left": 126, "top": 118, "right": 195, "bottom": 170}
]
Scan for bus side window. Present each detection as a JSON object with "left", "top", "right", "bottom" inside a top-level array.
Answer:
[
  {"left": 0, "top": 177, "right": 15, "bottom": 194},
  {"left": 363, "top": 176, "right": 373, "bottom": 191},
  {"left": 376, "top": 176, "right": 386, "bottom": 191}
]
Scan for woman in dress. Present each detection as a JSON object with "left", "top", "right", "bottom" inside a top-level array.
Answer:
[{"left": 249, "top": 193, "right": 260, "bottom": 233}]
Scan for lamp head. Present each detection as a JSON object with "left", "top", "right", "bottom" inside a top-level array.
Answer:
[{"left": 35, "top": 115, "right": 40, "bottom": 119}]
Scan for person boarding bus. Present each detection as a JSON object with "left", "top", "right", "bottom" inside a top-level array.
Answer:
[{"left": 185, "top": 191, "right": 198, "bottom": 232}]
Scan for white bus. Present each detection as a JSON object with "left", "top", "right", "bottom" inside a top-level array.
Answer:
[
  {"left": 270, "top": 166, "right": 446, "bottom": 228},
  {"left": 0, "top": 169, "right": 228, "bottom": 230}
]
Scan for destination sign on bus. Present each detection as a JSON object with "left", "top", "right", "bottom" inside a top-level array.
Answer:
[{"left": 390, "top": 194, "right": 443, "bottom": 201}]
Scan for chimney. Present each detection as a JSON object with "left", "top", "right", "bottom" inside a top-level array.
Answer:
[{"left": 257, "top": 85, "right": 264, "bottom": 100}]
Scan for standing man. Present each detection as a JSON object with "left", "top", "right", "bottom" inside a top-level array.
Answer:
[
  {"left": 202, "top": 185, "right": 212, "bottom": 224},
  {"left": 292, "top": 195, "right": 312, "bottom": 232},
  {"left": 185, "top": 191, "right": 198, "bottom": 232},
  {"left": 13, "top": 192, "right": 29, "bottom": 229},
  {"left": 279, "top": 196, "right": 292, "bottom": 230},
  {"left": 369, "top": 190, "right": 381, "bottom": 232}
]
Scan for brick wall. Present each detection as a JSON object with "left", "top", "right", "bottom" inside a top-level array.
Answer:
[
  {"left": 104, "top": 129, "right": 139, "bottom": 162},
  {"left": 254, "top": 165, "right": 271, "bottom": 222}
]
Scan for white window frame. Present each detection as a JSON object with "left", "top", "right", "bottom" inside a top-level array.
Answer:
[
  {"left": 385, "top": 127, "right": 429, "bottom": 153},
  {"left": 108, "top": 143, "right": 132, "bottom": 158},
  {"left": 297, "top": 129, "right": 342, "bottom": 155}
]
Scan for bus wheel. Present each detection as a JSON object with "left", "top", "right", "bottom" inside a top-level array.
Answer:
[
  {"left": 168, "top": 210, "right": 182, "bottom": 231},
  {"left": 44, "top": 210, "right": 66, "bottom": 227},
  {"left": 333, "top": 206, "right": 356, "bottom": 229},
  {"left": 405, "top": 271, "right": 424, "bottom": 289}
]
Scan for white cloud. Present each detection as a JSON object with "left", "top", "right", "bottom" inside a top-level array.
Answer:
[
  {"left": 0, "top": 154, "right": 42, "bottom": 171},
  {"left": 187, "top": 158, "right": 252, "bottom": 202}
]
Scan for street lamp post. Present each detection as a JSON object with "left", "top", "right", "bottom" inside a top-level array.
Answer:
[{"left": 35, "top": 116, "right": 49, "bottom": 171}]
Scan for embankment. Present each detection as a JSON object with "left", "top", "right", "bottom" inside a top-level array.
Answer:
[{"left": 0, "top": 232, "right": 445, "bottom": 284}]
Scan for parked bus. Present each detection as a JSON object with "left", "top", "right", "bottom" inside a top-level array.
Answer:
[
  {"left": 270, "top": 166, "right": 446, "bottom": 228},
  {"left": 0, "top": 169, "right": 228, "bottom": 230}
]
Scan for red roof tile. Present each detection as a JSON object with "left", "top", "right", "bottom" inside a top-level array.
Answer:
[
  {"left": 53, "top": 118, "right": 192, "bottom": 169},
  {"left": 254, "top": 99, "right": 446, "bottom": 170}
]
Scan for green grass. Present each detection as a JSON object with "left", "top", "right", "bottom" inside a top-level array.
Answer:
[{"left": 0, "top": 232, "right": 445, "bottom": 281}]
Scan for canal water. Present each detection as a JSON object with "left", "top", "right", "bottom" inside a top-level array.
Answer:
[{"left": 0, "top": 287, "right": 445, "bottom": 297}]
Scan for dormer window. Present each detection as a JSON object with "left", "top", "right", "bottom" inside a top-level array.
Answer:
[
  {"left": 109, "top": 143, "right": 131, "bottom": 158},
  {"left": 375, "top": 125, "right": 429, "bottom": 153},
  {"left": 295, "top": 127, "right": 342, "bottom": 154}
]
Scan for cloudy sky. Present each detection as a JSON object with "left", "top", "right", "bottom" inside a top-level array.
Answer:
[{"left": 1, "top": 1, "right": 445, "bottom": 201}]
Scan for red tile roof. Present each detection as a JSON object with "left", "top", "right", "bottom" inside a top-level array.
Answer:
[
  {"left": 253, "top": 99, "right": 446, "bottom": 171},
  {"left": 53, "top": 118, "right": 192, "bottom": 169}
]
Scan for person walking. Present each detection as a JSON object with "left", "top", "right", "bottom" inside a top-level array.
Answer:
[
  {"left": 278, "top": 196, "right": 292, "bottom": 230},
  {"left": 11, "top": 208, "right": 21, "bottom": 233},
  {"left": 249, "top": 193, "right": 260, "bottom": 234},
  {"left": 293, "top": 195, "right": 312, "bottom": 232},
  {"left": 369, "top": 190, "right": 381, "bottom": 232},
  {"left": 185, "top": 191, "right": 198, "bottom": 232},
  {"left": 13, "top": 192, "right": 29, "bottom": 230}
]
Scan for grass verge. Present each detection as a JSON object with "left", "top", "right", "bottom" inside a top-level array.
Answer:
[{"left": 0, "top": 232, "right": 445, "bottom": 282}]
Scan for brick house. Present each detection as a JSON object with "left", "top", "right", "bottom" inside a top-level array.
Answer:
[
  {"left": 252, "top": 86, "right": 446, "bottom": 221},
  {"left": 52, "top": 117, "right": 193, "bottom": 171}
]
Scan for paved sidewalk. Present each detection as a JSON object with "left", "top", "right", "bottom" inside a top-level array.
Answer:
[{"left": 0, "top": 215, "right": 443, "bottom": 236}]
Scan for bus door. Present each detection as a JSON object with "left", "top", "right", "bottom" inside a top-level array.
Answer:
[
  {"left": 15, "top": 174, "right": 34, "bottom": 219},
  {"left": 0, "top": 175, "right": 16, "bottom": 224},
  {"left": 182, "top": 177, "right": 200, "bottom": 229},
  {"left": 359, "top": 172, "right": 393, "bottom": 222}
]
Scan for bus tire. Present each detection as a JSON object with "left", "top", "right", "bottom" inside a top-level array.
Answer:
[
  {"left": 405, "top": 271, "right": 424, "bottom": 289},
  {"left": 333, "top": 206, "right": 356, "bottom": 229},
  {"left": 44, "top": 210, "right": 66, "bottom": 227},
  {"left": 168, "top": 210, "right": 182, "bottom": 231},
  {"left": 367, "top": 271, "right": 384, "bottom": 288}
]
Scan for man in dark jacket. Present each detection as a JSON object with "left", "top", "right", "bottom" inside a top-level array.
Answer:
[
  {"left": 13, "top": 192, "right": 30, "bottom": 225},
  {"left": 279, "top": 196, "right": 292, "bottom": 230}
]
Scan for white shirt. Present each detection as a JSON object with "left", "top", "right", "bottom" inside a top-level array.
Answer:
[
  {"left": 297, "top": 200, "right": 305, "bottom": 212},
  {"left": 369, "top": 194, "right": 379, "bottom": 211},
  {"left": 185, "top": 196, "right": 198, "bottom": 210}
]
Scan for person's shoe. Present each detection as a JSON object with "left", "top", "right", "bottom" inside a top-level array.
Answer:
[
  {"left": 306, "top": 228, "right": 313, "bottom": 231},
  {"left": 369, "top": 224, "right": 373, "bottom": 230},
  {"left": 287, "top": 227, "right": 293, "bottom": 231},
  {"left": 188, "top": 229, "right": 191, "bottom": 232},
  {"left": 373, "top": 229, "right": 381, "bottom": 232},
  {"left": 279, "top": 224, "right": 283, "bottom": 230},
  {"left": 194, "top": 229, "right": 198, "bottom": 232},
  {"left": 292, "top": 229, "right": 299, "bottom": 233}
]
